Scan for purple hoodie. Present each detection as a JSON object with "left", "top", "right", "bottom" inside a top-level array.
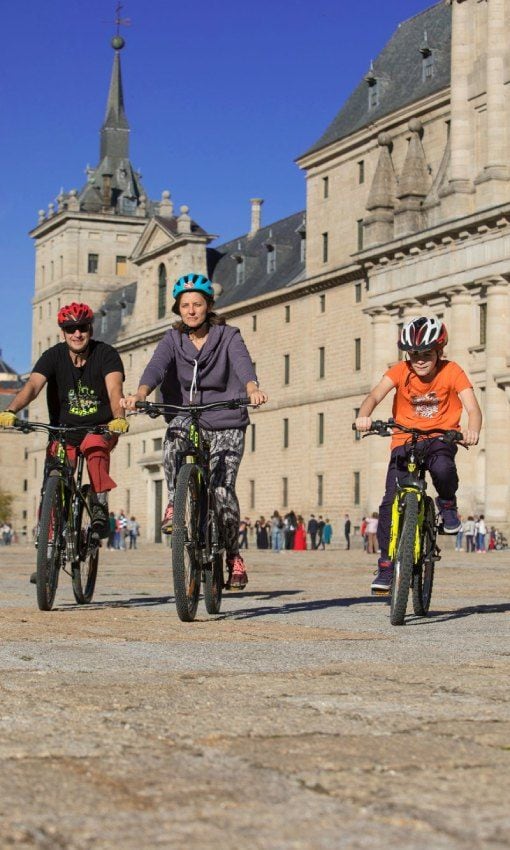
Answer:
[{"left": 139, "top": 324, "right": 258, "bottom": 429}]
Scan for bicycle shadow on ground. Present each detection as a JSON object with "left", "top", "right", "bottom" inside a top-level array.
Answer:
[
  {"left": 404, "top": 601, "right": 510, "bottom": 625},
  {"left": 218, "top": 594, "right": 387, "bottom": 620},
  {"left": 58, "top": 588, "right": 304, "bottom": 612}
]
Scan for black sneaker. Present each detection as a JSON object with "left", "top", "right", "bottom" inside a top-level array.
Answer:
[
  {"left": 91, "top": 503, "right": 109, "bottom": 539},
  {"left": 371, "top": 559, "right": 394, "bottom": 593},
  {"left": 436, "top": 498, "right": 462, "bottom": 534}
]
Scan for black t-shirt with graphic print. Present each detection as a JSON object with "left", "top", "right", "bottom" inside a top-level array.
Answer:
[{"left": 33, "top": 341, "right": 124, "bottom": 440}]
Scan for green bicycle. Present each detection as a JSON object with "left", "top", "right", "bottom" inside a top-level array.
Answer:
[{"left": 361, "top": 419, "right": 464, "bottom": 626}]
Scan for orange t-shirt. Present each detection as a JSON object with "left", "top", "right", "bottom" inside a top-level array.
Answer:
[{"left": 384, "top": 360, "right": 472, "bottom": 448}]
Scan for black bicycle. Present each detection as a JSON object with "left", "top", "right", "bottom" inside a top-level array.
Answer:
[
  {"left": 14, "top": 421, "right": 113, "bottom": 611},
  {"left": 135, "top": 398, "right": 251, "bottom": 622},
  {"left": 358, "top": 419, "right": 464, "bottom": 625}
]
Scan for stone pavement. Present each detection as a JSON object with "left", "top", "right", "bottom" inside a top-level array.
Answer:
[{"left": 0, "top": 541, "right": 508, "bottom": 849}]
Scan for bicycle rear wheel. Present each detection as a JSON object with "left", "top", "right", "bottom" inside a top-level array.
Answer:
[
  {"left": 413, "top": 495, "right": 436, "bottom": 616},
  {"left": 390, "top": 491, "right": 419, "bottom": 626},
  {"left": 36, "top": 472, "right": 66, "bottom": 611},
  {"left": 71, "top": 485, "right": 99, "bottom": 604},
  {"left": 172, "top": 464, "right": 202, "bottom": 622}
]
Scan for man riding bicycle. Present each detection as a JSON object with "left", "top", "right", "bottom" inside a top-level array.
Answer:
[{"left": 0, "top": 302, "right": 128, "bottom": 543}]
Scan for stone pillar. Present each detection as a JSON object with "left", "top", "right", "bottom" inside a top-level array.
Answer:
[
  {"left": 475, "top": 0, "right": 510, "bottom": 205},
  {"left": 366, "top": 308, "right": 396, "bottom": 513},
  {"left": 363, "top": 133, "right": 396, "bottom": 247},
  {"left": 484, "top": 277, "right": 510, "bottom": 522},
  {"left": 439, "top": 0, "right": 475, "bottom": 217},
  {"left": 444, "top": 286, "right": 472, "bottom": 365}
]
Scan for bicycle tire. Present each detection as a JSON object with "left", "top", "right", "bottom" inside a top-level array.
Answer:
[
  {"left": 36, "top": 472, "right": 66, "bottom": 611},
  {"left": 204, "top": 553, "right": 224, "bottom": 615},
  {"left": 390, "top": 491, "right": 419, "bottom": 626},
  {"left": 172, "top": 464, "right": 202, "bottom": 622},
  {"left": 71, "top": 485, "right": 99, "bottom": 604},
  {"left": 412, "top": 495, "right": 436, "bottom": 616}
]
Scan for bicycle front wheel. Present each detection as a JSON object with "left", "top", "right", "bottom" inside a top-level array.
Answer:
[
  {"left": 71, "top": 485, "right": 99, "bottom": 605},
  {"left": 172, "top": 464, "right": 202, "bottom": 622},
  {"left": 36, "top": 472, "right": 66, "bottom": 611},
  {"left": 413, "top": 495, "right": 436, "bottom": 616},
  {"left": 390, "top": 491, "right": 419, "bottom": 626}
]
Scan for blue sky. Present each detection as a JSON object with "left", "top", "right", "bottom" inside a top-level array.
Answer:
[{"left": 1, "top": 0, "right": 431, "bottom": 373}]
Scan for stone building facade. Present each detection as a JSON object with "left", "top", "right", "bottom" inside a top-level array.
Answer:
[{"left": 23, "top": 0, "right": 510, "bottom": 540}]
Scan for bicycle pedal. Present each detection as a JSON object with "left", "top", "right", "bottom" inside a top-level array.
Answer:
[{"left": 371, "top": 588, "right": 391, "bottom": 596}]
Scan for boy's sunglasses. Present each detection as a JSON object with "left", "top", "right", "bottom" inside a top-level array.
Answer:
[
  {"left": 408, "top": 348, "right": 434, "bottom": 357},
  {"left": 63, "top": 323, "right": 91, "bottom": 334}
]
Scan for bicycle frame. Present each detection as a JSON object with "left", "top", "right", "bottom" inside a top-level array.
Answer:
[{"left": 388, "top": 437, "right": 430, "bottom": 565}]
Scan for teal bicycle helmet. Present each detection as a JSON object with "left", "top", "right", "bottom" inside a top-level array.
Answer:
[{"left": 172, "top": 273, "right": 214, "bottom": 302}]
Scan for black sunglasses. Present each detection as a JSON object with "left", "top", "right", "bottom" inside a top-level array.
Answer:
[{"left": 63, "top": 323, "right": 91, "bottom": 334}]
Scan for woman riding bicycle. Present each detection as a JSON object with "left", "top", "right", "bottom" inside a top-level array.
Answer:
[
  {"left": 354, "top": 315, "right": 481, "bottom": 593},
  {"left": 122, "top": 272, "right": 267, "bottom": 590}
]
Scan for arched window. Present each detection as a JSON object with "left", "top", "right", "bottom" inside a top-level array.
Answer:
[{"left": 158, "top": 264, "right": 167, "bottom": 319}]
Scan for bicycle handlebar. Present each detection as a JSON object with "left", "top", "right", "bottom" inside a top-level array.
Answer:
[
  {"left": 134, "top": 398, "right": 253, "bottom": 417},
  {"left": 12, "top": 421, "right": 112, "bottom": 437},
  {"left": 352, "top": 418, "right": 465, "bottom": 445}
]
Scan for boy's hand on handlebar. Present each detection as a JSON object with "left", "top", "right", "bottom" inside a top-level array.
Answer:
[
  {"left": 0, "top": 411, "right": 17, "bottom": 428},
  {"left": 354, "top": 416, "right": 372, "bottom": 432},
  {"left": 461, "top": 429, "right": 479, "bottom": 446}
]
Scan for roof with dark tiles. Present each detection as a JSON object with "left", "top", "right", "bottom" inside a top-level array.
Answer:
[
  {"left": 208, "top": 210, "right": 306, "bottom": 309},
  {"left": 302, "top": 2, "right": 451, "bottom": 158},
  {"left": 92, "top": 281, "right": 138, "bottom": 345}
]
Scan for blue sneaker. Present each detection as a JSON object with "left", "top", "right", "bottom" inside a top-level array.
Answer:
[
  {"left": 371, "top": 559, "right": 393, "bottom": 593},
  {"left": 436, "top": 498, "right": 462, "bottom": 534}
]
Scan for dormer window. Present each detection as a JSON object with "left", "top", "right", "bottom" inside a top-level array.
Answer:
[
  {"left": 296, "top": 221, "right": 306, "bottom": 263},
  {"left": 265, "top": 243, "right": 276, "bottom": 275},
  {"left": 158, "top": 264, "right": 167, "bottom": 319},
  {"left": 100, "top": 310, "right": 108, "bottom": 334},
  {"left": 232, "top": 253, "right": 245, "bottom": 286},
  {"left": 420, "top": 32, "right": 434, "bottom": 81},
  {"left": 365, "top": 62, "right": 379, "bottom": 111}
]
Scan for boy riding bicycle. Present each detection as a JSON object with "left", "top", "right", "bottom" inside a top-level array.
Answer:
[{"left": 354, "top": 316, "right": 482, "bottom": 593}]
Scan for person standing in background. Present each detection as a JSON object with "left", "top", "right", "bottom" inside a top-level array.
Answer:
[{"left": 344, "top": 514, "right": 351, "bottom": 550}]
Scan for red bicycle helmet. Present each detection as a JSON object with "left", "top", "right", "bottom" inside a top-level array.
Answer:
[
  {"left": 398, "top": 316, "right": 448, "bottom": 352},
  {"left": 57, "top": 302, "right": 94, "bottom": 328}
]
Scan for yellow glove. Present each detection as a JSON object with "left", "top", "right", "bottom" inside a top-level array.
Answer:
[
  {"left": 107, "top": 417, "right": 129, "bottom": 434},
  {"left": 0, "top": 411, "right": 17, "bottom": 428}
]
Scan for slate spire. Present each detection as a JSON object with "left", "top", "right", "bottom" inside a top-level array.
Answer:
[{"left": 100, "top": 38, "right": 130, "bottom": 161}]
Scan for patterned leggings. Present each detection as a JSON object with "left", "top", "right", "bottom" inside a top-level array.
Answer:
[{"left": 163, "top": 418, "right": 245, "bottom": 557}]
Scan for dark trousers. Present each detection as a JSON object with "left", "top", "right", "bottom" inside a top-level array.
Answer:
[
  {"left": 345, "top": 533, "right": 350, "bottom": 550},
  {"left": 378, "top": 438, "right": 458, "bottom": 561}
]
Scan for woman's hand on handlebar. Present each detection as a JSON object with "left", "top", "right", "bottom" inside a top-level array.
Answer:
[
  {"left": 247, "top": 384, "right": 268, "bottom": 407},
  {"left": 121, "top": 390, "right": 148, "bottom": 412}
]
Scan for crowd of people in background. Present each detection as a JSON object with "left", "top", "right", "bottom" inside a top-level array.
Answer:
[
  {"left": 106, "top": 511, "right": 140, "bottom": 551},
  {"left": 455, "top": 515, "right": 507, "bottom": 553},
  {"left": 239, "top": 513, "right": 334, "bottom": 551}
]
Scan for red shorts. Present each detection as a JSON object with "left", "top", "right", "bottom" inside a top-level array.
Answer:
[{"left": 48, "top": 433, "right": 118, "bottom": 492}]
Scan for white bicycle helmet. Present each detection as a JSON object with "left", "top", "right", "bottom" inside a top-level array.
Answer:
[{"left": 398, "top": 316, "right": 448, "bottom": 351}]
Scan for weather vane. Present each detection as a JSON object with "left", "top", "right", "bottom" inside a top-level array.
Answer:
[{"left": 104, "top": 2, "right": 131, "bottom": 49}]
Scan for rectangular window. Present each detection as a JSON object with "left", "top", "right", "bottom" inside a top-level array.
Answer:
[
  {"left": 355, "top": 338, "right": 361, "bottom": 371},
  {"left": 250, "top": 423, "right": 256, "bottom": 452},
  {"left": 317, "top": 474, "right": 323, "bottom": 507},
  {"left": 480, "top": 303, "right": 487, "bottom": 347},
  {"left": 353, "top": 408, "right": 361, "bottom": 441},
  {"left": 252, "top": 315, "right": 257, "bottom": 332},
  {"left": 285, "top": 305, "right": 290, "bottom": 323},
  {"left": 153, "top": 437, "right": 162, "bottom": 452},
  {"left": 88, "top": 253, "right": 99, "bottom": 274},
  {"left": 319, "top": 294, "right": 326, "bottom": 313},
  {"left": 126, "top": 489, "right": 130, "bottom": 515},
  {"left": 322, "top": 232, "right": 329, "bottom": 263},
  {"left": 116, "top": 255, "right": 127, "bottom": 275},
  {"left": 322, "top": 176, "right": 329, "bottom": 199},
  {"left": 354, "top": 471, "right": 360, "bottom": 505},
  {"left": 142, "top": 440, "right": 146, "bottom": 454},
  {"left": 317, "top": 413, "right": 324, "bottom": 446},
  {"left": 267, "top": 247, "right": 276, "bottom": 274},
  {"left": 355, "top": 282, "right": 362, "bottom": 303},
  {"left": 319, "top": 347, "right": 325, "bottom": 379},
  {"left": 23, "top": 479, "right": 28, "bottom": 492},
  {"left": 33, "top": 458, "right": 37, "bottom": 477},
  {"left": 358, "top": 160, "right": 365, "bottom": 184},
  {"left": 50, "top": 261, "right": 54, "bottom": 281},
  {"left": 284, "top": 354, "right": 290, "bottom": 386},
  {"left": 300, "top": 234, "right": 306, "bottom": 263},
  {"left": 398, "top": 323, "right": 404, "bottom": 360},
  {"left": 357, "top": 219, "right": 364, "bottom": 251},
  {"left": 282, "top": 477, "right": 288, "bottom": 508},
  {"left": 368, "top": 81, "right": 379, "bottom": 110},
  {"left": 283, "top": 418, "right": 289, "bottom": 448},
  {"left": 39, "top": 305, "right": 42, "bottom": 320},
  {"left": 422, "top": 53, "right": 434, "bottom": 81},
  {"left": 236, "top": 260, "right": 245, "bottom": 286},
  {"left": 249, "top": 479, "right": 255, "bottom": 510},
  {"left": 127, "top": 443, "right": 131, "bottom": 467}
]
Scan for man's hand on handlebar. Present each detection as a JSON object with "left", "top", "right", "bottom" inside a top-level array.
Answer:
[
  {"left": 461, "top": 429, "right": 479, "bottom": 446},
  {"left": 354, "top": 416, "right": 373, "bottom": 433}
]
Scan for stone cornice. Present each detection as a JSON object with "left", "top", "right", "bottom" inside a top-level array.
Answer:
[{"left": 30, "top": 210, "right": 149, "bottom": 239}]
